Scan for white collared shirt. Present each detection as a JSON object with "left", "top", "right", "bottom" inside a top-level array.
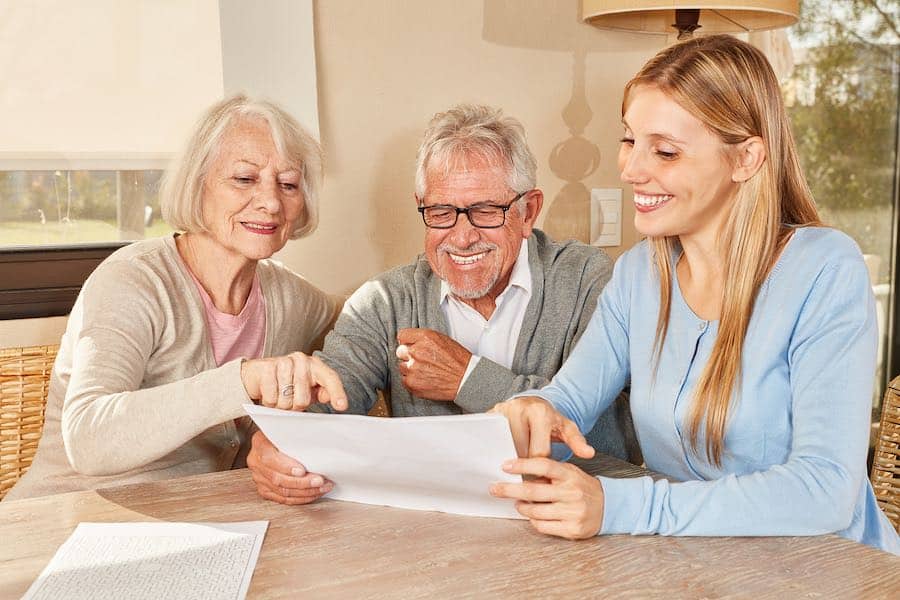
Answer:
[{"left": 440, "top": 240, "right": 532, "bottom": 392}]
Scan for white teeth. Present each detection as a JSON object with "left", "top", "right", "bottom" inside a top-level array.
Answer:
[
  {"left": 243, "top": 222, "right": 276, "bottom": 231},
  {"left": 633, "top": 193, "right": 673, "bottom": 207},
  {"left": 449, "top": 251, "right": 486, "bottom": 265}
]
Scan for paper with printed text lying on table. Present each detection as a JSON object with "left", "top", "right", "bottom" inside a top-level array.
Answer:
[
  {"left": 22, "top": 521, "right": 268, "bottom": 600},
  {"left": 244, "top": 405, "right": 524, "bottom": 519}
]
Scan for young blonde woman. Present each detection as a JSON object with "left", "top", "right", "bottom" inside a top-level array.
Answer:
[{"left": 489, "top": 35, "right": 899, "bottom": 554}]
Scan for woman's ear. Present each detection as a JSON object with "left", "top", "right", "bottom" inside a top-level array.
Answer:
[{"left": 732, "top": 136, "right": 766, "bottom": 183}]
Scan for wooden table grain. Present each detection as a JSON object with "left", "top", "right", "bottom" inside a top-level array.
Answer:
[{"left": 1, "top": 456, "right": 897, "bottom": 599}]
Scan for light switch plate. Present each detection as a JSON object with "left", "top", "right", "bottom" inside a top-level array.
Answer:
[{"left": 590, "top": 188, "right": 622, "bottom": 247}]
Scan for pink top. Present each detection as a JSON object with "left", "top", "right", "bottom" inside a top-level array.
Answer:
[{"left": 187, "top": 269, "right": 267, "bottom": 367}]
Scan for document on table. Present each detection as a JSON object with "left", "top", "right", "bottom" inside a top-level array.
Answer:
[
  {"left": 22, "top": 521, "right": 268, "bottom": 600},
  {"left": 244, "top": 405, "right": 524, "bottom": 519}
]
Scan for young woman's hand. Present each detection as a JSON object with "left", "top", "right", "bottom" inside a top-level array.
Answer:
[
  {"left": 490, "top": 458, "right": 605, "bottom": 539},
  {"left": 489, "top": 396, "right": 594, "bottom": 459}
]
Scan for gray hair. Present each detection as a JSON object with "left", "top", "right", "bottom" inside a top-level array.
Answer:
[
  {"left": 161, "top": 93, "right": 323, "bottom": 238},
  {"left": 414, "top": 104, "right": 537, "bottom": 202}
]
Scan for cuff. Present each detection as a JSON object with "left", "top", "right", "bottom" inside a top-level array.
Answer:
[
  {"left": 214, "top": 358, "right": 255, "bottom": 420},
  {"left": 458, "top": 355, "right": 481, "bottom": 389},
  {"left": 597, "top": 474, "right": 653, "bottom": 535},
  {"left": 455, "top": 357, "right": 515, "bottom": 413}
]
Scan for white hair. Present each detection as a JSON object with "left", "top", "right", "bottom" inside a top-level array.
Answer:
[
  {"left": 415, "top": 104, "right": 537, "bottom": 209},
  {"left": 161, "top": 93, "right": 323, "bottom": 238}
]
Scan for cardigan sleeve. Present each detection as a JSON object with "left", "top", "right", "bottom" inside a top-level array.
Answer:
[
  {"left": 61, "top": 260, "right": 251, "bottom": 476},
  {"left": 599, "top": 254, "right": 877, "bottom": 536},
  {"left": 315, "top": 279, "right": 395, "bottom": 415}
]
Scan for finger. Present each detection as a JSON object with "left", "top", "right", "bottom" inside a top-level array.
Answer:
[
  {"left": 250, "top": 468, "right": 332, "bottom": 494},
  {"left": 515, "top": 501, "right": 568, "bottom": 522},
  {"left": 527, "top": 409, "right": 554, "bottom": 458},
  {"left": 257, "top": 485, "right": 325, "bottom": 506},
  {"left": 397, "top": 360, "right": 410, "bottom": 376},
  {"left": 529, "top": 518, "right": 584, "bottom": 540},
  {"left": 554, "top": 418, "right": 595, "bottom": 459},
  {"left": 396, "top": 328, "right": 425, "bottom": 345},
  {"left": 291, "top": 352, "right": 316, "bottom": 410},
  {"left": 490, "top": 481, "right": 556, "bottom": 502},
  {"left": 258, "top": 363, "right": 278, "bottom": 408},
  {"left": 501, "top": 457, "right": 568, "bottom": 480},
  {"left": 275, "top": 356, "right": 294, "bottom": 410},
  {"left": 310, "top": 356, "right": 348, "bottom": 411}
]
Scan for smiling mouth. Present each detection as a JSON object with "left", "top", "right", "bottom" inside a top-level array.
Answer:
[
  {"left": 448, "top": 251, "right": 487, "bottom": 265},
  {"left": 241, "top": 222, "right": 278, "bottom": 234},
  {"left": 633, "top": 193, "right": 673, "bottom": 211}
]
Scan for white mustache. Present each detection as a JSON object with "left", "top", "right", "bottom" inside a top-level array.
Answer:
[{"left": 437, "top": 241, "right": 497, "bottom": 255}]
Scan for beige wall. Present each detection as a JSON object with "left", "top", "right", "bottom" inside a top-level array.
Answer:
[
  {"left": 276, "top": 0, "right": 663, "bottom": 295},
  {"left": 1, "top": 0, "right": 664, "bottom": 345}
]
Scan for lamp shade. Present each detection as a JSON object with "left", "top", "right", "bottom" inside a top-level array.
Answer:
[{"left": 582, "top": 1, "right": 800, "bottom": 36}]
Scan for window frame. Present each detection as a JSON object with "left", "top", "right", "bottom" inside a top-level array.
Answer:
[{"left": 0, "top": 244, "right": 125, "bottom": 320}]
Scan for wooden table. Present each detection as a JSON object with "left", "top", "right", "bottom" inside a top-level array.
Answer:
[{"left": 1, "top": 456, "right": 897, "bottom": 599}]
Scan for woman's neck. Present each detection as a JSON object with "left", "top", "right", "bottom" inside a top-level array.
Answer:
[
  {"left": 175, "top": 233, "right": 257, "bottom": 315},
  {"left": 677, "top": 233, "right": 725, "bottom": 321}
]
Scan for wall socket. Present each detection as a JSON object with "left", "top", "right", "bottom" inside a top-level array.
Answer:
[{"left": 590, "top": 188, "right": 622, "bottom": 247}]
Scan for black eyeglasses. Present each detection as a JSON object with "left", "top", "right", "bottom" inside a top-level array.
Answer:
[{"left": 416, "top": 191, "right": 529, "bottom": 229}]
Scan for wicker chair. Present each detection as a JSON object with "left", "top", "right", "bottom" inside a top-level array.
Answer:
[
  {"left": 0, "top": 344, "right": 58, "bottom": 500},
  {"left": 871, "top": 374, "right": 900, "bottom": 533}
]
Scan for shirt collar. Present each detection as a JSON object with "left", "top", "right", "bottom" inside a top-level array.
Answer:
[{"left": 439, "top": 238, "right": 532, "bottom": 305}]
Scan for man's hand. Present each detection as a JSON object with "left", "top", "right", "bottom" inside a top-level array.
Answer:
[
  {"left": 489, "top": 396, "right": 594, "bottom": 459},
  {"left": 246, "top": 431, "right": 333, "bottom": 505},
  {"left": 395, "top": 328, "right": 471, "bottom": 401}
]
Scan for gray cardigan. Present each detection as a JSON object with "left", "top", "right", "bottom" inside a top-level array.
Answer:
[{"left": 317, "top": 229, "right": 639, "bottom": 461}]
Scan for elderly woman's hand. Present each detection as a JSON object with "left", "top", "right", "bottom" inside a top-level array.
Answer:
[
  {"left": 489, "top": 396, "right": 594, "bottom": 459},
  {"left": 241, "top": 352, "right": 348, "bottom": 411}
]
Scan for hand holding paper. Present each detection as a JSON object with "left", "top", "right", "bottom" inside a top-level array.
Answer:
[{"left": 244, "top": 405, "right": 523, "bottom": 519}]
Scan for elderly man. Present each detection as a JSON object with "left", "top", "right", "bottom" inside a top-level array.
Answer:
[{"left": 247, "top": 104, "right": 639, "bottom": 504}]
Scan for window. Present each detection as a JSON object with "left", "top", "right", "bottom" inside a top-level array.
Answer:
[{"left": 784, "top": 0, "right": 899, "bottom": 417}]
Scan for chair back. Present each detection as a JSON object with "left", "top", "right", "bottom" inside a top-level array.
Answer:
[
  {"left": 871, "top": 375, "right": 900, "bottom": 532},
  {"left": 0, "top": 344, "right": 58, "bottom": 500}
]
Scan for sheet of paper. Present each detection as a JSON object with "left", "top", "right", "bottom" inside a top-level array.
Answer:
[
  {"left": 244, "top": 405, "right": 524, "bottom": 519},
  {"left": 22, "top": 521, "right": 268, "bottom": 600}
]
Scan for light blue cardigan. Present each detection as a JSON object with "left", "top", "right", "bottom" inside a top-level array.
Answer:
[{"left": 532, "top": 227, "right": 899, "bottom": 554}]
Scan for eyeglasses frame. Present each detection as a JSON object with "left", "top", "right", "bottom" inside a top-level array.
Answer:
[{"left": 416, "top": 190, "right": 530, "bottom": 229}]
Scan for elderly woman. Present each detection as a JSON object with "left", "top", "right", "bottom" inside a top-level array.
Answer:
[{"left": 6, "top": 94, "right": 346, "bottom": 501}]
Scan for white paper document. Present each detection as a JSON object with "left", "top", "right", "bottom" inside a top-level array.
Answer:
[
  {"left": 244, "top": 405, "right": 524, "bottom": 519},
  {"left": 22, "top": 521, "right": 268, "bottom": 600}
]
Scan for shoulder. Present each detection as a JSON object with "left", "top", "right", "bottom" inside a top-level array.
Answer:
[
  {"left": 86, "top": 236, "right": 179, "bottom": 292},
  {"left": 774, "top": 226, "right": 866, "bottom": 282},
  {"left": 530, "top": 229, "right": 613, "bottom": 281},
  {"left": 346, "top": 258, "right": 424, "bottom": 307}
]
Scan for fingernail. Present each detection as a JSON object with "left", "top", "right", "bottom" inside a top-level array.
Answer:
[
  {"left": 321, "top": 483, "right": 333, "bottom": 493},
  {"left": 489, "top": 485, "right": 499, "bottom": 496},
  {"left": 310, "top": 476, "right": 324, "bottom": 487},
  {"left": 502, "top": 460, "right": 514, "bottom": 470},
  {"left": 291, "top": 467, "right": 306, "bottom": 477}
]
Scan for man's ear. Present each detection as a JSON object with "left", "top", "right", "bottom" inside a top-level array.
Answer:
[
  {"left": 521, "top": 189, "right": 543, "bottom": 237},
  {"left": 732, "top": 136, "right": 766, "bottom": 183}
]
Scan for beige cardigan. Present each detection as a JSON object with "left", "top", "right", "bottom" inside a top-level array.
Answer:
[{"left": 6, "top": 236, "right": 337, "bottom": 500}]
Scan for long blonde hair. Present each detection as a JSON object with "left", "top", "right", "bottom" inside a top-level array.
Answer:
[{"left": 624, "top": 35, "right": 821, "bottom": 465}]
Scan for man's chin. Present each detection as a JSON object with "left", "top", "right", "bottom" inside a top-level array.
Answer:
[{"left": 446, "top": 278, "right": 497, "bottom": 301}]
